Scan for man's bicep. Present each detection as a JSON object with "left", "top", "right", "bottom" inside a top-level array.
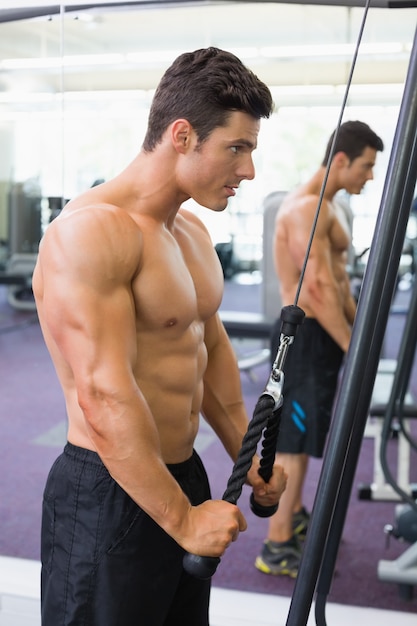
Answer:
[
  {"left": 303, "top": 235, "right": 334, "bottom": 288},
  {"left": 286, "top": 219, "right": 327, "bottom": 271},
  {"left": 281, "top": 200, "right": 319, "bottom": 264}
]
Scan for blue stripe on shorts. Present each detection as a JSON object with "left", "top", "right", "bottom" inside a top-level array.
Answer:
[{"left": 291, "top": 400, "right": 307, "bottom": 432}]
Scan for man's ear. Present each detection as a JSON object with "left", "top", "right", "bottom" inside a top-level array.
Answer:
[
  {"left": 333, "top": 151, "right": 350, "bottom": 168},
  {"left": 171, "top": 119, "right": 193, "bottom": 154}
]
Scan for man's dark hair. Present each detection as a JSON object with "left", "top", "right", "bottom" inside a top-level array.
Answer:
[
  {"left": 142, "top": 47, "right": 274, "bottom": 152},
  {"left": 322, "top": 120, "right": 384, "bottom": 166}
]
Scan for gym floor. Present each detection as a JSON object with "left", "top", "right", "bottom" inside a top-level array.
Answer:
[{"left": 0, "top": 555, "right": 416, "bottom": 626}]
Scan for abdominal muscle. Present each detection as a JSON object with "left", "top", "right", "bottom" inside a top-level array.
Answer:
[{"left": 66, "top": 329, "right": 207, "bottom": 465}]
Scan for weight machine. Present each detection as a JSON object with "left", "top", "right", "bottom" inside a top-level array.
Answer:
[
  {"left": 0, "top": 188, "right": 68, "bottom": 311},
  {"left": 373, "top": 252, "right": 417, "bottom": 599},
  {"left": 0, "top": 181, "right": 42, "bottom": 311}
]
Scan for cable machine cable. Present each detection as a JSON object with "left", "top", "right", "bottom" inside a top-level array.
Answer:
[
  {"left": 294, "top": 0, "right": 371, "bottom": 307},
  {"left": 182, "top": 0, "right": 371, "bottom": 581},
  {"left": 183, "top": 0, "right": 376, "bottom": 586}
]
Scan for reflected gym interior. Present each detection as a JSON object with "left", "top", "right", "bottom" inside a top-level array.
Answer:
[{"left": 0, "top": 1, "right": 417, "bottom": 624}]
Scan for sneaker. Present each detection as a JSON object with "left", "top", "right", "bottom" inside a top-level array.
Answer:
[
  {"left": 254, "top": 536, "right": 301, "bottom": 578},
  {"left": 292, "top": 506, "right": 310, "bottom": 542}
]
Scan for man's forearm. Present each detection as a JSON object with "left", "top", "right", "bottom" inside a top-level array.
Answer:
[{"left": 309, "top": 296, "right": 352, "bottom": 352}]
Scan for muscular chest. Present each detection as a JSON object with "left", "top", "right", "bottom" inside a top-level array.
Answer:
[
  {"left": 133, "top": 226, "right": 223, "bottom": 331},
  {"left": 329, "top": 208, "right": 351, "bottom": 254}
]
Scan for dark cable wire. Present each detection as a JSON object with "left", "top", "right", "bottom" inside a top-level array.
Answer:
[
  {"left": 290, "top": 2, "right": 372, "bottom": 625},
  {"left": 293, "top": 0, "right": 371, "bottom": 307}
]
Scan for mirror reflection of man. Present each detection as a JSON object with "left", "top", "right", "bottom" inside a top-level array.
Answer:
[{"left": 255, "top": 121, "right": 384, "bottom": 578}]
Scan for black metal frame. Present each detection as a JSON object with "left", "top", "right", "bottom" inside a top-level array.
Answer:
[{"left": 1, "top": 0, "right": 417, "bottom": 25}]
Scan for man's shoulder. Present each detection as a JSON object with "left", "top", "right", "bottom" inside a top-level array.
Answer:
[
  {"left": 279, "top": 190, "right": 323, "bottom": 218},
  {"left": 41, "top": 199, "right": 143, "bottom": 272},
  {"left": 177, "top": 206, "right": 210, "bottom": 235},
  {"left": 55, "top": 201, "right": 140, "bottom": 239}
]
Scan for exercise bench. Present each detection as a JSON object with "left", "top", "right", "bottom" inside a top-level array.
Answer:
[{"left": 359, "top": 358, "right": 417, "bottom": 501}]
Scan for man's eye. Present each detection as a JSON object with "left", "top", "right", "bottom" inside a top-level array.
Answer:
[{"left": 231, "top": 146, "right": 239, "bottom": 154}]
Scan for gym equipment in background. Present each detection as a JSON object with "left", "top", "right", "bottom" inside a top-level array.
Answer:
[
  {"left": 372, "top": 255, "right": 417, "bottom": 599},
  {"left": 379, "top": 502, "right": 417, "bottom": 600}
]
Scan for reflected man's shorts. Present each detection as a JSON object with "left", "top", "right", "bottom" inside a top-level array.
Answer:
[{"left": 270, "top": 317, "right": 344, "bottom": 457}]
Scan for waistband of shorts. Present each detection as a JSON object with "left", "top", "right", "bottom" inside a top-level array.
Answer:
[
  {"left": 166, "top": 450, "right": 200, "bottom": 479},
  {"left": 64, "top": 441, "right": 199, "bottom": 477},
  {"left": 64, "top": 442, "right": 104, "bottom": 465},
  {"left": 298, "top": 317, "right": 320, "bottom": 328}
]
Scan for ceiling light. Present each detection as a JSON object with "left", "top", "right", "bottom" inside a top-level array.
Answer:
[{"left": 260, "top": 42, "right": 404, "bottom": 59}]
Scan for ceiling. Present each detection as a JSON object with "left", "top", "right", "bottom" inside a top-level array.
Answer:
[{"left": 0, "top": 1, "right": 416, "bottom": 98}]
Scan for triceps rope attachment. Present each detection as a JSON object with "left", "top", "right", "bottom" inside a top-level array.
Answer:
[
  {"left": 221, "top": 304, "right": 305, "bottom": 506},
  {"left": 182, "top": 304, "right": 305, "bottom": 578}
]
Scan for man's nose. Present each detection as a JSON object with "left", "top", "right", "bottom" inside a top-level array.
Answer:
[{"left": 240, "top": 156, "right": 255, "bottom": 181}]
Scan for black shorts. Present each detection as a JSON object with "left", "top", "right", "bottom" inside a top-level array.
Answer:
[
  {"left": 271, "top": 317, "right": 344, "bottom": 457},
  {"left": 41, "top": 443, "right": 211, "bottom": 626}
]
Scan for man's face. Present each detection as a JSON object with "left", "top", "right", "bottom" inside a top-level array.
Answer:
[
  {"left": 344, "top": 146, "right": 378, "bottom": 195},
  {"left": 179, "top": 110, "right": 261, "bottom": 212}
]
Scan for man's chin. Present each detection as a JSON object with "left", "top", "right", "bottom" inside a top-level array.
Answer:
[{"left": 208, "top": 200, "right": 229, "bottom": 212}]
